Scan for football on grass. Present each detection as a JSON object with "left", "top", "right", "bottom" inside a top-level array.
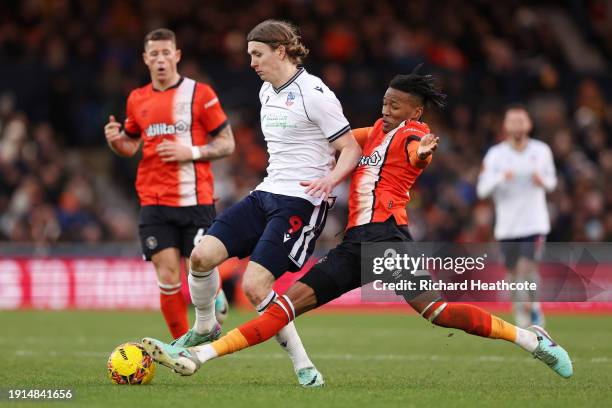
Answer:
[{"left": 107, "top": 342, "right": 156, "bottom": 385}]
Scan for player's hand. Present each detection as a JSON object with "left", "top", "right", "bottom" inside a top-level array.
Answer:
[
  {"left": 416, "top": 133, "right": 439, "bottom": 160},
  {"left": 532, "top": 172, "right": 544, "bottom": 187},
  {"left": 104, "top": 115, "right": 122, "bottom": 144},
  {"left": 156, "top": 139, "right": 193, "bottom": 162},
  {"left": 300, "top": 176, "right": 335, "bottom": 200}
]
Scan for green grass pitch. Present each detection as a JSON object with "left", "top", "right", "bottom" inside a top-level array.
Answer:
[{"left": 1, "top": 309, "right": 611, "bottom": 408}]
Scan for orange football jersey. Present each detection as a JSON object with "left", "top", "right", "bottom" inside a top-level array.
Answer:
[
  {"left": 347, "top": 118, "right": 431, "bottom": 229},
  {"left": 124, "top": 77, "right": 228, "bottom": 206}
]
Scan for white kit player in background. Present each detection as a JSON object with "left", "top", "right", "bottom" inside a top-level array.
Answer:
[{"left": 477, "top": 105, "right": 557, "bottom": 328}]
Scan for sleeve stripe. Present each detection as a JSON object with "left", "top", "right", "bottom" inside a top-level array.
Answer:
[
  {"left": 204, "top": 97, "right": 219, "bottom": 109},
  {"left": 406, "top": 135, "right": 421, "bottom": 142},
  {"left": 124, "top": 129, "right": 140, "bottom": 139},
  {"left": 208, "top": 120, "right": 229, "bottom": 137},
  {"left": 327, "top": 124, "right": 351, "bottom": 143}
]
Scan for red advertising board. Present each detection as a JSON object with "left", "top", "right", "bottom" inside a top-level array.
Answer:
[{"left": 1, "top": 257, "right": 611, "bottom": 313}]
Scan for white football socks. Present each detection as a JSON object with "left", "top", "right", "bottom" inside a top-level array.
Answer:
[
  {"left": 188, "top": 267, "right": 219, "bottom": 335},
  {"left": 257, "top": 291, "right": 313, "bottom": 372},
  {"left": 514, "top": 327, "right": 539, "bottom": 353},
  {"left": 194, "top": 344, "right": 218, "bottom": 363}
]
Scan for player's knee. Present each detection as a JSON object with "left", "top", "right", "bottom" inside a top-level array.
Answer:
[
  {"left": 190, "top": 236, "right": 227, "bottom": 272},
  {"left": 156, "top": 266, "right": 180, "bottom": 285},
  {"left": 190, "top": 246, "right": 216, "bottom": 272}
]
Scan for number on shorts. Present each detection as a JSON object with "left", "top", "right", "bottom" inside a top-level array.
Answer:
[{"left": 193, "top": 228, "right": 205, "bottom": 246}]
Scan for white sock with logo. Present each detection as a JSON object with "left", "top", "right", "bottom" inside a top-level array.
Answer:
[{"left": 256, "top": 291, "right": 313, "bottom": 372}]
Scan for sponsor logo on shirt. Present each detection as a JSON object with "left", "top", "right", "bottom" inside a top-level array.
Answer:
[
  {"left": 262, "top": 113, "right": 298, "bottom": 129},
  {"left": 145, "top": 120, "right": 188, "bottom": 137},
  {"left": 359, "top": 151, "right": 382, "bottom": 166}
]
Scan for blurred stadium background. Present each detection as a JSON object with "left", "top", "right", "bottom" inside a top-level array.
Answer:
[
  {"left": 0, "top": 1, "right": 611, "bottom": 307},
  {"left": 1, "top": 2, "right": 612, "bottom": 406}
]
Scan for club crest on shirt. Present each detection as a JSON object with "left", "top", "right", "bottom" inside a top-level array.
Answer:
[
  {"left": 175, "top": 102, "right": 190, "bottom": 115},
  {"left": 285, "top": 91, "right": 295, "bottom": 107}
]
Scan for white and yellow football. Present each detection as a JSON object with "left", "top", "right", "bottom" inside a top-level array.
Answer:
[{"left": 107, "top": 342, "right": 156, "bottom": 385}]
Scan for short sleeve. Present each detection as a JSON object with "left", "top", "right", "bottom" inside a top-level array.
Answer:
[
  {"left": 123, "top": 92, "right": 141, "bottom": 139},
  {"left": 406, "top": 138, "right": 432, "bottom": 169},
  {"left": 199, "top": 84, "right": 228, "bottom": 137},
  {"left": 352, "top": 127, "right": 373, "bottom": 148},
  {"left": 306, "top": 90, "right": 351, "bottom": 143}
]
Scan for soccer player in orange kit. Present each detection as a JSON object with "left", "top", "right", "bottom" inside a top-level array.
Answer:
[{"left": 104, "top": 29, "right": 234, "bottom": 339}]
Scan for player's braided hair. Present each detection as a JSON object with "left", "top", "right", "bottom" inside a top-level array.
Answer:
[
  {"left": 247, "top": 20, "right": 309, "bottom": 65},
  {"left": 389, "top": 64, "right": 447, "bottom": 109}
]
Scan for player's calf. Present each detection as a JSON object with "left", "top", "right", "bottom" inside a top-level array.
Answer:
[
  {"left": 241, "top": 262, "right": 276, "bottom": 306},
  {"left": 152, "top": 250, "right": 188, "bottom": 338}
]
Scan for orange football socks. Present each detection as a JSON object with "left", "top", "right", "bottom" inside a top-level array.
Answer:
[{"left": 159, "top": 282, "right": 189, "bottom": 339}]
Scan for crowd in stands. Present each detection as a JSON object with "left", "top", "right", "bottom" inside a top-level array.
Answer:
[{"left": 1, "top": 0, "right": 611, "bottom": 250}]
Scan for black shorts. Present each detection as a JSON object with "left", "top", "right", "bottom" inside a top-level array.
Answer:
[
  {"left": 138, "top": 205, "right": 216, "bottom": 261},
  {"left": 499, "top": 234, "right": 546, "bottom": 269},
  {"left": 300, "top": 217, "right": 414, "bottom": 307},
  {"left": 206, "top": 191, "right": 329, "bottom": 279}
]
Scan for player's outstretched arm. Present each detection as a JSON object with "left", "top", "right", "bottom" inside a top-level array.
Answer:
[
  {"left": 407, "top": 133, "right": 438, "bottom": 169},
  {"left": 301, "top": 131, "right": 361, "bottom": 199},
  {"left": 104, "top": 115, "right": 142, "bottom": 158}
]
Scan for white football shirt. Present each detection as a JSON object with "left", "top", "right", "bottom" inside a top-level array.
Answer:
[
  {"left": 255, "top": 67, "right": 351, "bottom": 204},
  {"left": 477, "top": 138, "right": 557, "bottom": 240}
]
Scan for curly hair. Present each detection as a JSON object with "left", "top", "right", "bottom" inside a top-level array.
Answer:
[
  {"left": 247, "top": 20, "right": 309, "bottom": 65},
  {"left": 389, "top": 64, "right": 447, "bottom": 109}
]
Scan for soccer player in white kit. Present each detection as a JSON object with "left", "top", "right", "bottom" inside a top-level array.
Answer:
[
  {"left": 477, "top": 105, "right": 557, "bottom": 328},
  {"left": 143, "top": 20, "right": 361, "bottom": 387}
]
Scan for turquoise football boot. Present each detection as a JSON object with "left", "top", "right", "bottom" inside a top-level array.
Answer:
[
  {"left": 171, "top": 323, "right": 222, "bottom": 348},
  {"left": 142, "top": 337, "right": 200, "bottom": 376},
  {"left": 296, "top": 366, "right": 325, "bottom": 387},
  {"left": 215, "top": 289, "right": 229, "bottom": 324},
  {"left": 528, "top": 325, "right": 573, "bottom": 378}
]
